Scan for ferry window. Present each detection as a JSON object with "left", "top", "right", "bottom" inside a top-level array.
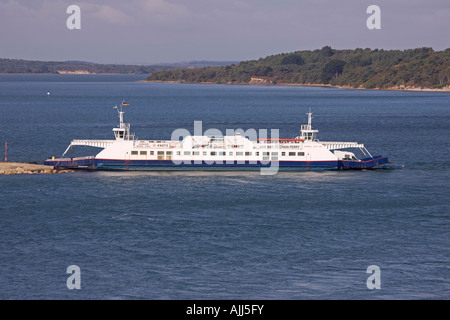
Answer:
[
  {"left": 297, "top": 152, "right": 305, "bottom": 156},
  {"left": 166, "top": 151, "right": 172, "bottom": 155},
  {"left": 263, "top": 152, "right": 269, "bottom": 156},
  {"left": 271, "top": 152, "right": 278, "bottom": 156},
  {"left": 140, "top": 151, "right": 147, "bottom": 155},
  {"left": 193, "top": 151, "right": 199, "bottom": 156},
  {"left": 219, "top": 152, "right": 226, "bottom": 156},
  {"left": 184, "top": 151, "right": 191, "bottom": 156},
  {"left": 157, "top": 151, "right": 164, "bottom": 155},
  {"left": 245, "top": 152, "right": 251, "bottom": 156},
  {"left": 177, "top": 151, "right": 181, "bottom": 155},
  {"left": 236, "top": 152, "right": 243, "bottom": 156},
  {"left": 150, "top": 151, "right": 154, "bottom": 155},
  {"left": 211, "top": 152, "right": 216, "bottom": 156},
  {"left": 131, "top": 151, "right": 138, "bottom": 155},
  {"left": 282, "top": 152, "right": 286, "bottom": 156},
  {"left": 229, "top": 152, "right": 233, "bottom": 156},
  {"left": 256, "top": 152, "right": 259, "bottom": 156},
  {"left": 289, "top": 152, "right": 296, "bottom": 156},
  {"left": 203, "top": 151, "right": 207, "bottom": 156}
]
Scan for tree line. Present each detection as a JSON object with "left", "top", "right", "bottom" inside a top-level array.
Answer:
[{"left": 0, "top": 59, "right": 173, "bottom": 74}]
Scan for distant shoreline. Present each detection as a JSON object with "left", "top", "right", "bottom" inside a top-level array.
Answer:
[
  {"left": 142, "top": 80, "right": 450, "bottom": 92},
  {"left": 0, "top": 72, "right": 142, "bottom": 75},
  {"left": 1, "top": 73, "right": 448, "bottom": 92}
]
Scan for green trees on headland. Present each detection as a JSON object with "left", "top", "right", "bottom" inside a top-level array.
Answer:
[
  {"left": 146, "top": 47, "right": 450, "bottom": 90},
  {"left": 321, "top": 60, "right": 346, "bottom": 83}
]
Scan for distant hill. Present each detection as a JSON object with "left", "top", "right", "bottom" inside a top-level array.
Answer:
[
  {"left": 156, "top": 60, "right": 240, "bottom": 68},
  {"left": 62, "top": 60, "right": 97, "bottom": 65},
  {"left": 146, "top": 47, "right": 450, "bottom": 90},
  {"left": 0, "top": 58, "right": 174, "bottom": 74},
  {"left": 0, "top": 58, "right": 239, "bottom": 75}
]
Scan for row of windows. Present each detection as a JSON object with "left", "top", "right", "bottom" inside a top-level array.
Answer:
[
  {"left": 130, "top": 150, "right": 305, "bottom": 157},
  {"left": 131, "top": 151, "right": 172, "bottom": 156}
]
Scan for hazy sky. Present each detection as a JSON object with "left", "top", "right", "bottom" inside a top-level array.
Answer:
[{"left": 0, "top": 0, "right": 449, "bottom": 64}]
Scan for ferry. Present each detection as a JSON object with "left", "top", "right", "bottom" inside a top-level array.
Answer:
[{"left": 44, "top": 103, "right": 389, "bottom": 172}]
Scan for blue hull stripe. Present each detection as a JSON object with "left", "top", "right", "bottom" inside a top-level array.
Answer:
[
  {"left": 94, "top": 159, "right": 339, "bottom": 171},
  {"left": 45, "top": 157, "right": 389, "bottom": 171}
]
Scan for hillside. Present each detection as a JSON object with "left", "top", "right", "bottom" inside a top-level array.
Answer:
[
  {"left": 0, "top": 59, "right": 174, "bottom": 74},
  {"left": 146, "top": 47, "right": 450, "bottom": 90}
]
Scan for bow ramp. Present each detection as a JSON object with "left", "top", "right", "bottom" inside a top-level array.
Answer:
[
  {"left": 320, "top": 141, "right": 365, "bottom": 151},
  {"left": 44, "top": 139, "right": 115, "bottom": 169},
  {"left": 62, "top": 139, "right": 115, "bottom": 156}
]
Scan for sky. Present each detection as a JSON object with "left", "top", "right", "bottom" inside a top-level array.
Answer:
[{"left": 0, "top": 0, "right": 449, "bottom": 64}]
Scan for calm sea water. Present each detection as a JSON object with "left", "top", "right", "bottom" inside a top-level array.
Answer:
[{"left": 0, "top": 75, "right": 449, "bottom": 300}]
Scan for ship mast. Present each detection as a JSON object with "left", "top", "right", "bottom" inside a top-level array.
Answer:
[{"left": 118, "top": 106, "right": 125, "bottom": 128}]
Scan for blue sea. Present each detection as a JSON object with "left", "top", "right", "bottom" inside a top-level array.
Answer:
[{"left": 0, "top": 74, "right": 449, "bottom": 300}]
